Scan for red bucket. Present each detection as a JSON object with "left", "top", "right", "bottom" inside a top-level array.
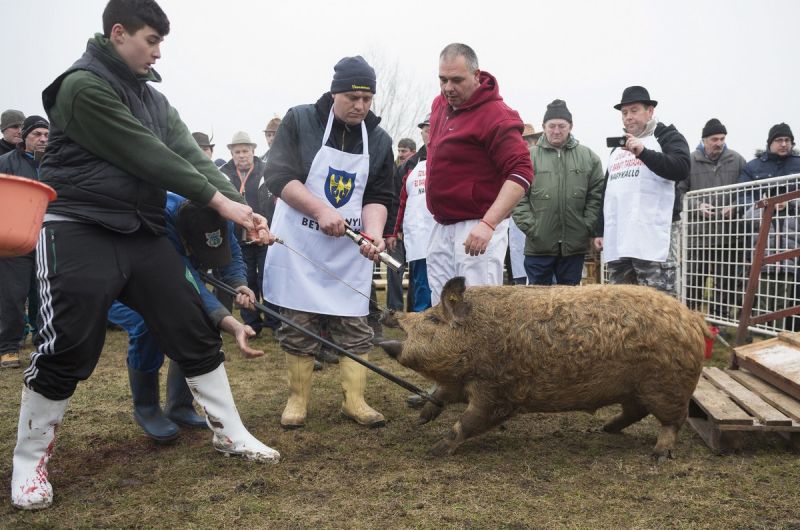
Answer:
[
  {"left": 704, "top": 326, "right": 720, "bottom": 359},
  {"left": 0, "top": 174, "right": 57, "bottom": 257}
]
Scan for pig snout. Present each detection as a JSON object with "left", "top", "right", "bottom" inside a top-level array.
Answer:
[{"left": 378, "top": 340, "right": 404, "bottom": 359}]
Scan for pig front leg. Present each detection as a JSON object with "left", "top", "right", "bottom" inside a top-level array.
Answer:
[
  {"left": 428, "top": 400, "right": 513, "bottom": 457},
  {"left": 418, "top": 384, "right": 466, "bottom": 425}
]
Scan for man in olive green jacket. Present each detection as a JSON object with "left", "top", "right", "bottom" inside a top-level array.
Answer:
[{"left": 512, "top": 100, "right": 604, "bottom": 285}]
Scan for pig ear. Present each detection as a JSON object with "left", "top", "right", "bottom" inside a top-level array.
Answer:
[{"left": 441, "top": 277, "right": 471, "bottom": 327}]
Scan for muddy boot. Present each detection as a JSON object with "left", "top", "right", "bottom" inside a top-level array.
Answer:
[
  {"left": 164, "top": 361, "right": 207, "bottom": 429},
  {"left": 11, "top": 386, "right": 70, "bottom": 510},
  {"left": 128, "top": 366, "right": 180, "bottom": 443},
  {"left": 280, "top": 354, "right": 314, "bottom": 429},
  {"left": 186, "top": 363, "right": 280, "bottom": 463},
  {"left": 340, "top": 354, "right": 385, "bottom": 427}
]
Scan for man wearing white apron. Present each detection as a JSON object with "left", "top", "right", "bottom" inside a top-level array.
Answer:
[
  {"left": 386, "top": 114, "right": 435, "bottom": 311},
  {"left": 592, "top": 86, "right": 690, "bottom": 293},
  {"left": 262, "top": 56, "right": 395, "bottom": 429}
]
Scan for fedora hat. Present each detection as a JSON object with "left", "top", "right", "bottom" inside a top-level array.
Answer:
[
  {"left": 614, "top": 86, "right": 658, "bottom": 110},
  {"left": 192, "top": 131, "right": 214, "bottom": 148},
  {"left": 227, "top": 131, "right": 257, "bottom": 150},
  {"left": 263, "top": 117, "right": 281, "bottom": 133}
]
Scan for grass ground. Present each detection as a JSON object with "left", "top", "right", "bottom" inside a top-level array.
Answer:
[{"left": 0, "top": 320, "right": 799, "bottom": 529}]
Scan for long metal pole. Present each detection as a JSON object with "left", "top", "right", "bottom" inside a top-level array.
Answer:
[{"left": 200, "top": 272, "right": 442, "bottom": 407}]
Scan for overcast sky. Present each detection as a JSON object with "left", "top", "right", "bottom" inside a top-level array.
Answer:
[{"left": 3, "top": 0, "right": 798, "bottom": 163}]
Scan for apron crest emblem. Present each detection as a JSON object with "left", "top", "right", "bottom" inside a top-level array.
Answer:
[{"left": 325, "top": 167, "right": 356, "bottom": 207}]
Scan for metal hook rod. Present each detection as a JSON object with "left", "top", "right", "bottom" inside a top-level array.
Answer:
[{"left": 200, "top": 272, "right": 442, "bottom": 407}]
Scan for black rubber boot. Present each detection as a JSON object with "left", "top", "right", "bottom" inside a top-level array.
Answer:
[
  {"left": 128, "top": 366, "right": 180, "bottom": 443},
  {"left": 164, "top": 361, "right": 208, "bottom": 429}
]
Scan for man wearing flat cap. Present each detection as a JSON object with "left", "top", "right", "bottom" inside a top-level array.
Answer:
[
  {"left": 387, "top": 112, "right": 435, "bottom": 312},
  {"left": 0, "top": 109, "right": 25, "bottom": 155},
  {"left": 263, "top": 55, "right": 394, "bottom": 429},
  {"left": 220, "top": 131, "right": 274, "bottom": 335},
  {"left": 678, "top": 118, "right": 746, "bottom": 315},
  {"left": 0, "top": 115, "right": 50, "bottom": 370},
  {"left": 593, "top": 85, "right": 690, "bottom": 293}
]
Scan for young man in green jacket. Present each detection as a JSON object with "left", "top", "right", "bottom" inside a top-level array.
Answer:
[
  {"left": 512, "top": 100, "right": 605, "bottom": 285},
  {"left": 12, "top": 0, "right": 279, "bottom": 511}
]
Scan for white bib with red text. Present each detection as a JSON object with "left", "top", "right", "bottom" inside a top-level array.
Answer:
[{"left": 602, "top": 135, "right": 674, "bottom": 263}]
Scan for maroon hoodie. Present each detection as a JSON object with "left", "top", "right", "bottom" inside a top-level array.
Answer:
[{"left": 426, "top": 71, "right": 533, "bottom": 224}]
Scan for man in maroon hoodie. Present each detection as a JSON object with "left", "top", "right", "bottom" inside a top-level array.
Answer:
[{"left": 425, "top": 43, "right": 533, "bottom": 304}]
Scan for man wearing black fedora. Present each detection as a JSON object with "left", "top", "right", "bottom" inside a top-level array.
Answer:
[{"left": 593, "top": 85, "right": 690, "bottom": 293}]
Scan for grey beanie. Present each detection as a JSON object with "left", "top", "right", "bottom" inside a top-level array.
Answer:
[
  {"left": 543, "top": 99, "right": 572, "bottom": 124},
  {"left": 1, "top": 109, "right": 25, "bottom": 131},
  {"left": 331, "top": 56, "right": 376, "bottom": 94}
]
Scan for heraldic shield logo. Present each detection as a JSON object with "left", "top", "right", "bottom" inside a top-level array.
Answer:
[{"left": 324, "top": 167, "right": 356, "bottom": 208}]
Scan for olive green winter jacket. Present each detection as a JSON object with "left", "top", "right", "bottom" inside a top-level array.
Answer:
[{"left": 512, "top": 134, "right": 605, "bottom": 256}]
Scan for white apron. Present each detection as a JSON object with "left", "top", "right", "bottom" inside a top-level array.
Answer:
[
  {"left": 508, "top": 217, "right": 526, "bottom": 279},
  {"left": 602, "top": 135, "right": 674, "bottom": 263},
  {"left": 402, "top": 159, "right": 435, "bottom": 261},
  {"left": 263, "top": 109, "right": 372, "bottom": 316}
]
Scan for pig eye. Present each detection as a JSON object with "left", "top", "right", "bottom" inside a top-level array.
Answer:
[{"left": 425, "top": 314, "right": 441, "bottom": 324}]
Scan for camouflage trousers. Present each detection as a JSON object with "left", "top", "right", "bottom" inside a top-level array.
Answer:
[
  {"left": 607, "top": 221, "right": 680, "bottom": 296},
  {"left": 276, "top": 308, "right": 374, "bottom": 357},
  {"left": 607, "top": 258, "right": 673, "bottom": 295}
]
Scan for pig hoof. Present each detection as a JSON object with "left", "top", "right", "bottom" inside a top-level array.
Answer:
[
  {"left": 653, "top": 449, "right": 675, "bottom": 463},
  {"left": 427, "top": 440, "right": 452, "bottom": 457},
  {"left": 418, "top": 404, "right": 443, "bottom": 424}
]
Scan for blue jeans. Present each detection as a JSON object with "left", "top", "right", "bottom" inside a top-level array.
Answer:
[
  {"left": 107, "top": 301, "right": 163, "bottom": 373},
  {"left": 524, "top": 254, "right": 585, "bottom": 286},
  {"left": 408, "top": 259, "right": 432, "bottom": 312}
]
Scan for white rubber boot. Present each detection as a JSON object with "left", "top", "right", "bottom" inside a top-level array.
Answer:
[
  {"left": 186, "top": 363, "right": 280, "bottom": 463},
  {"left": 11, "top": 386, "right": 70, "bottom": 510},
  {"left": 340, "top": 355, "right": 386, "bottom": 427}
]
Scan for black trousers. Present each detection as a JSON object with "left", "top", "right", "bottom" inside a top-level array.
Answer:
[
  {"left": 0, "top": 252, "right": 35, "bottom": 353},
  {"left": 24, "top": 222, "right": 223, "bottom": 400}
]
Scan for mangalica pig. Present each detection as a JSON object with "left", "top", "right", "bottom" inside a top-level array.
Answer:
[{"left": 380, "top": 277, "right": 708, "bottom": 459}]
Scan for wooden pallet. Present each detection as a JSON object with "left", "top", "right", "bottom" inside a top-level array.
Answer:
[
  {"left": 688, "top": 366, "right": 800, "bottom": 454},
  {"left": 733, "top": 332, "right": 800, "bottom": 400}
]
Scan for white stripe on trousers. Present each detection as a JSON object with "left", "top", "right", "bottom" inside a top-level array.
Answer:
[{"left": 23, "top": 228, "right": 54, "bottom": 386}]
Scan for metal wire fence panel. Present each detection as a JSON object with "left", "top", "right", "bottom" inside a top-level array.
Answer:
[
  {"left": 682, "top": 173, "right": 799, "bottom": 335},
  {"left": 601, "top": 173, "right": 799, "bottom": 337}
]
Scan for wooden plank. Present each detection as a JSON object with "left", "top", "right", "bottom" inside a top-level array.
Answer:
[
  {"left": 704, "top": 367, "right": 792, "bottom": 426},
  {"left": 691, "top": 378, "right": 754, "bottom": 425},
  {"left": 687, "top": 416, "right": 725, "bottom": 454},
  {"left": 726, "top": 369, "right": 800, "bottom": 423},
  {"left": 735, "top": 355, "right": 800, "bottom": 402},
  {"left": 778, "top": 332, "right": 800, "bottom": 349}
]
